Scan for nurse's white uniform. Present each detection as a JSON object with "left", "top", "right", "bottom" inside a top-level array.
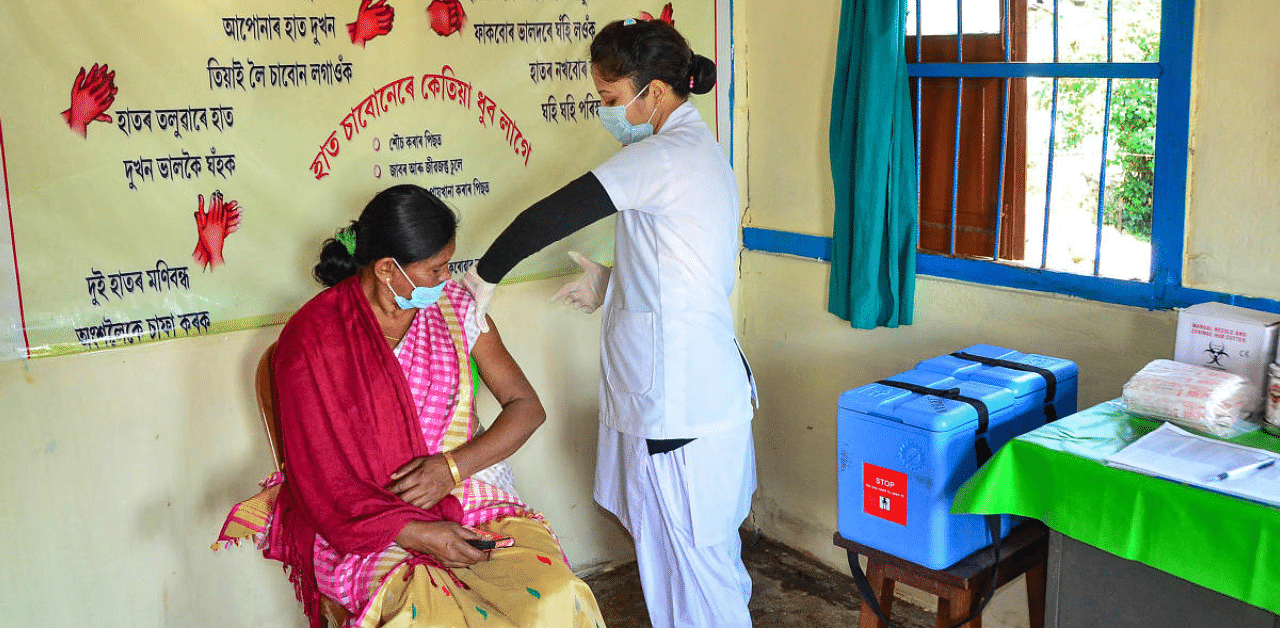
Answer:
[{"left": 590, "top": 100, "right": 757, "bottom": 628}]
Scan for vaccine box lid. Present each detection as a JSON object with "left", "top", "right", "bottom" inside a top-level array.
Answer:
[
  {"left": 838, "top": 368, "right": 1018, "bottom": 433},
  {"left": 913, "top": 344, "right": 1079, "bottom": 400}
]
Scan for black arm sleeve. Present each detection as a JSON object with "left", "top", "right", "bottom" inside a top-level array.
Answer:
[{"left": 474, "top": 172, "right": 617, "bottom": 283}]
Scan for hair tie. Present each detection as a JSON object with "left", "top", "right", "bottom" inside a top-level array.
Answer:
[
  {"left": 335, "top": 226, "right": 357, "bottom": 256},
  {"left": 689, "top": 75, "right": 695, "bottom": 89}
]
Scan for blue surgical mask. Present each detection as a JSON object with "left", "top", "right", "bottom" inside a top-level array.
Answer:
[
  {"left": 388, "top": 258, "right": 445, "bottom": 309},
  {"left": 599, "top": 85, "right": 657, "bottom": 145}
]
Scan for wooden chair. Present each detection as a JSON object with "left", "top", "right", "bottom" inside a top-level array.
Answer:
[
  {"left": 254, "top": 342, "right": 284, "bottom": 472},
  {"left": 833, "top": 521, "right": 1049, "bottom": 628},
  {"left": 255, "top": 342, "right": 351, "bottom": 628}
]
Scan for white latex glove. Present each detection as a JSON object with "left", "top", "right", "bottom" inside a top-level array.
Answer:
[
  {"left": 460, "top": 265, "right": 497, "bottom": 333},
  {"left": 550, "top": 252, "right": 610, "bottom": 314}
]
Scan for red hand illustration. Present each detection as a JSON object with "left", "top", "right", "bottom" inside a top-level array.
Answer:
[
  {"left": 191, "top": 191, "right": 242, "bottom": 270},
  {"left": 348, "top": 0, "right": 394, "bottom": 47},
  {"left": 427, "top": 0, "right": 466, "bottom": 37},
  {"left": 61, "top": 63, "right": 118, "bottom": 138},
  {"left": 638, "top": 3, "right": 675, "bottom": 26}
]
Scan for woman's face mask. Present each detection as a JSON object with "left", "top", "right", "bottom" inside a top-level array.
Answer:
[
  {"left": 598, "top": 84, "right": 657, "bottom": 145},
  {"left": 388, "top": 258, "right": 445, "bottom": 309}
]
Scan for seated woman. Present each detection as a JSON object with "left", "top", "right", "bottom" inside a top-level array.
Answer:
[{"left": 263, "top": 184, "right": 605, "bottom": 628}]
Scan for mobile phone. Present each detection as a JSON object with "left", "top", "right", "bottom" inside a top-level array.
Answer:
[
  {"left": 463, "top": 526, "right": 515, "bottom": 550},
  {"left": 466, "top": 538, "right": 497, "bottom": 550}
]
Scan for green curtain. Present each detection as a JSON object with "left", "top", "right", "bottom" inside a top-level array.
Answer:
[{"left": 828, "top": 0, "right": 918, "bottom": 329}]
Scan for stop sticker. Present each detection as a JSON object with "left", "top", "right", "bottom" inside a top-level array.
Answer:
[{"left": 863, "top": 463, "right": 908, "bottom": 525}]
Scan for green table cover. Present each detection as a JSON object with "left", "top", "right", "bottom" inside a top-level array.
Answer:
[{"left": 952, "top": 400, "right": 1280, "bottom": 614}]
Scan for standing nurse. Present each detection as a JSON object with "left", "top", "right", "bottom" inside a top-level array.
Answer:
[{"left": 462, "top": 17, "right": 757, "bottom": 628}]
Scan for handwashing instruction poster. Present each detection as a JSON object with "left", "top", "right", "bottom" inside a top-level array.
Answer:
[{"left": 0, "top": 0, "right": 728, "bottom": 358}]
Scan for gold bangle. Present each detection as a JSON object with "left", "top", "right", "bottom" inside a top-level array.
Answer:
[{"left": 442, "top": 451, "right": 462, "bottom": 486}]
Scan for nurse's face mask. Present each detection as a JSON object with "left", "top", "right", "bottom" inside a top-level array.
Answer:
[
  {"left": 388, "top": 258, "right": 445, "bottom": 309},
  {"left": 599, "top": 83, "right": 656, "bottom": 145}
]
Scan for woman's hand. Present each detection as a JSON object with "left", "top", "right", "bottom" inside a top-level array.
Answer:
[
  {"left": 396, "top": 521, "right": 489, "bottom": 568},
  {"left": 387, "top": 455, "right": 455, "bottom": 510}
]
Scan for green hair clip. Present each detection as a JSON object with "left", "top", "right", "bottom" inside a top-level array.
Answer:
[{"left": 335, "top": 226, "right": 357, "bottom": 256}]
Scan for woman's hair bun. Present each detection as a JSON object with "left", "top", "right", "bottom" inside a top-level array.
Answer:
[
  {"left": 314, "top": 236, "right": 359, "bottom": 288},
  {"left": 688, "top": 54, "right": 717, "bottom": 95}
]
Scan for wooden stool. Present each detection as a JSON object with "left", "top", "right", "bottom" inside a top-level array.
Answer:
[{"left": 833, "top": 521, "right": 1049, "bottom": 628}]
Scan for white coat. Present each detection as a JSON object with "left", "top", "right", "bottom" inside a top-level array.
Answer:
[{"left": 591, "top": 100, "right": 756, "bottom": 440}]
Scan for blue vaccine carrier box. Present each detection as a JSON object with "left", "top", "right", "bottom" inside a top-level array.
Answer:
[{"left": 836, "top": 345, "right": 1078, "bottom": 569}]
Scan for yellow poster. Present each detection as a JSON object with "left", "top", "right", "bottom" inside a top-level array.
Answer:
[{"left": 0, "top": 0, "right": 729, "bottom": 358}]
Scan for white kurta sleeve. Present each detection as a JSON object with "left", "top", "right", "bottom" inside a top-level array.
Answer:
[{"left": 591, "top": 138, "right": 672, "bottom": 214}]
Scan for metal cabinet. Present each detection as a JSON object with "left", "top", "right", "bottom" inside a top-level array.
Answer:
[{"left": 1045, "top": 531, "right": 1279, "bottom": 628}]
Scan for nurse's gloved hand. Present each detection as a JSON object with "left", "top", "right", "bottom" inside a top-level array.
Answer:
[
  {"left": 551, "top": 252, "right": 609, "bottom": 313},
  {"left": 461, "top": 266, "right": 496, "bottom": 333}
]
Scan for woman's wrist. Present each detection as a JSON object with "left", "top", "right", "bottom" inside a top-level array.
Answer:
[
  {"left": 396, "top": 520, "right": 430, "bottom": 553},
  {"left": 442, "top": 451, "right": 463, "bottom": 485}
]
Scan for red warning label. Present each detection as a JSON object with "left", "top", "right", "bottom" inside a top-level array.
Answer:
[{"left": 863, "top": 463, "right": 908, "bottom": 525}]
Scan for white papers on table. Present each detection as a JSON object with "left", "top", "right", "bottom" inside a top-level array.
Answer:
[{"left": 1104, "top": 422, "right": 1280, "bottom": 507}]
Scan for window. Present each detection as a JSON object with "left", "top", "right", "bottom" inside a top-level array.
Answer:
[
  {"left": 743, "top": 0, "right": 1279, "bottom": 314},
  {"left": 909, "top": 0, "right": 1168, "bottom": 277},
  {"left": 908, "top": 0, "right": 1198, "bottom": 308}
]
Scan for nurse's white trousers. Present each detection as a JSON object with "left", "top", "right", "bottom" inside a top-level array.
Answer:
[{"left": 595, "top": 424, "right": 756, "bottom": 628}]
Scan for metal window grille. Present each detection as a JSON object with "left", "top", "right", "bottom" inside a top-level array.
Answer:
[{"left": 909, "top": 0, "right": 1158, "bottom": 278}]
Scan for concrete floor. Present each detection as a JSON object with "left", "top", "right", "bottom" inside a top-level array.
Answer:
[{"left": 584, "top": 533, "right": 936, "bottom": 628}]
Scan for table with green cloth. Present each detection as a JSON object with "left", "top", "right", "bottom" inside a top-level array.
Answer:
[{"left": 952, "top": 400, "right": 1280, "bottom": 614}]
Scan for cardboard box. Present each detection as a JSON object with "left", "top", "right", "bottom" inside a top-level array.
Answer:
[{"left": 1175, "top": 302, "right": 1280, "bottom": 415}]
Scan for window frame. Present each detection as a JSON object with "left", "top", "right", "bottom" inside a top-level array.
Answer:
[{"left": 743, "top": 0, "right": 1280, "bottom": 315}]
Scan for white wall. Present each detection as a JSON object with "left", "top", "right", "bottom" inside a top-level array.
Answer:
[
  {"left": 736, "top": 0, "right": 1279, "bottom": 625},
  {"left": 1184, "top": 0, "right": 1280, "bottom": 297}
]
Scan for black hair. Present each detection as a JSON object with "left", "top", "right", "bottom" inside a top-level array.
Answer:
[
  {"left": 590, "top": 19, "right": 716, "bottom": 98},
  {"left": 313, "top": 184, "right": 458, "bottom": 288}
]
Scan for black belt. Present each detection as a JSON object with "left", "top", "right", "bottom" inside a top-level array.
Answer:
[
  {"left": 846, "top": 515, "right": 1003, "bottom": 628},
  {"left": 876, "top": 379, "right": 993, "bottom": 467},
  {"left": 951, "top": 351, "right": 1060, "bottom": 424},
  {"left": 646, "top": 438, "right": 694, "bottom": 455}
]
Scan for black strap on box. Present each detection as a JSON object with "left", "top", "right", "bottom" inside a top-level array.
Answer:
[
  {"left": 845, "top": 515, "right": 1003, "bottom": 628},
  {"left": 849, "top": 379, "right": 1004, "bottom": 628},
  {"left": 876, "top": 379, "right": 993, "bottom": 467},
  {"left": 950, "top": 351, "right": 1060, "bottom": 424}
]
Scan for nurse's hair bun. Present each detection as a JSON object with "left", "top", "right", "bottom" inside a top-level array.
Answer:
[
  {"left": 687, "top": 54, "right": 717, "bottom": 95},
  {"left": 592, "top": 19, "right": 715, "bottom": 99}
]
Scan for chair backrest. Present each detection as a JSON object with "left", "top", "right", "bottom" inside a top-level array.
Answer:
[
  {"left": 256, "top": 341, "right": 284, "bottom": 472},
  {"left": 254, "top": 340, "right": 351, "bottom": 626}
]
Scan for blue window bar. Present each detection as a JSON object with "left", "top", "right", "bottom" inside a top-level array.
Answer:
[
  {"left": 992, "top": 0, "right": 1010, "bottom": 262},
  {"left": 1040, "top": 0, "right": 1059, "bottom": 270},
  {"left": 948, "top": 0, "right": 964, "bottom": 255}
]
